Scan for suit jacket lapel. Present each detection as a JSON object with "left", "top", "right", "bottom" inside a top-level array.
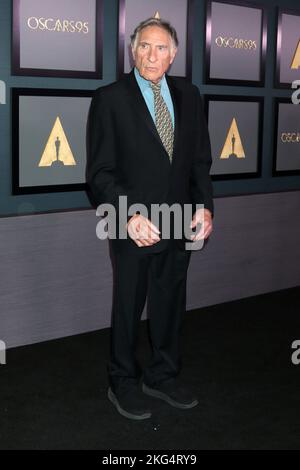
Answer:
[
  {"left": 126, "top": 70, "right": 162, "bottom": 146},
  {"left": 166, "top": 74, "right": 182, "bottom": 162}
]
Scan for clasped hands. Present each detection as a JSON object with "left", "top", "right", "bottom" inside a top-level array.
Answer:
[{"left": 126, "top": 208, "right": 213, "bottom": 247}]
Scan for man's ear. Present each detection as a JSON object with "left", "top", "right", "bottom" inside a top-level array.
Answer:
[
  {"left": 131, "top": 47, "right": 136, "bottom": 61},
  {"left": 169, "top": 48, "right": 177, "bottom": 65}
]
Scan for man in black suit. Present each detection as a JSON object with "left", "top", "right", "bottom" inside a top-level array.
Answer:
[{"left": 86, "top": 17, "right": 213, "bottom": 420}]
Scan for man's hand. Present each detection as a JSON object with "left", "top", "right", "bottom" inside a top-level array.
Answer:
[
  {"left": 190, "top": 208, "right": 213, "bottom": 242},
  {"left": 126, "top": 214, "right": 161, "bottom": 247}
]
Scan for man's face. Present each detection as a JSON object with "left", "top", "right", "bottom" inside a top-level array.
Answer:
[{"left": 132, "top": 26, "right": 177, "bottom": 84}]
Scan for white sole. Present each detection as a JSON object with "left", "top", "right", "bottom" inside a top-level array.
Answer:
[
  {"left": 107, "top": 388, "right": 152, "bottom": 420},
  {"left": 142, "top": 383, "right": 199, "bottom": 409}
]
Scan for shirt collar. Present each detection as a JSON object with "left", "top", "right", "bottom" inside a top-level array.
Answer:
[{"left": 134, "top": 67, "right": 168, "bottom": 93}]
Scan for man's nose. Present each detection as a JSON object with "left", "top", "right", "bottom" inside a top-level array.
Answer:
[{"left": 148, "top": 47, "right": 157, "bottom": 62}]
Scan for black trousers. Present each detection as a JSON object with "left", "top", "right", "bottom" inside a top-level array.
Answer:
[{"left": 108, "top": 241, "right": 192, "bottom": 394}]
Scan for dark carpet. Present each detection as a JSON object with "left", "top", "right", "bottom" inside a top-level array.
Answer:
[{"left": 0, "top": 287, "right": 299, "bottom": 450}]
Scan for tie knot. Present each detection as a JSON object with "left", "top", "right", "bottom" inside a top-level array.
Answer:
[{"left": 150, "top": 82, "right": 161, "bottom": 96}]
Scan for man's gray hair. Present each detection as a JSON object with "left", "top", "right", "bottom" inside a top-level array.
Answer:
[{"left": 130, "top": 18, "right": 179, "bottom": 50}]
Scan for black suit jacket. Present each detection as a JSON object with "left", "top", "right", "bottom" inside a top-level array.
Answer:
[{"left": 86, "top": 69, "right": 214, "bottom": 254}]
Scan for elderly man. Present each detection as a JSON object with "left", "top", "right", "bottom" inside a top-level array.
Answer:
[{"left": 86, "top": 17, "right": 213, "bottom": 420}]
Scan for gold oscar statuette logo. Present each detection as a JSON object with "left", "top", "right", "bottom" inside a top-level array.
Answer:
[
  {"left": 154, "top": 11, "right": 161, "bottom": 19},
  {"left": 39, "top": 116, "right": 76, "bottom": 167},
  {"left": 291, "top": 39, "right": 300, "bottom": 70},
  {"left": 220, "top": 118, "right": 245, "bottom": 159}
]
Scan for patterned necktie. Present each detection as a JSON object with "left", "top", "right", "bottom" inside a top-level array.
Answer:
[{"left": 150, "top": 82, "right": 174, "bottom": 163}]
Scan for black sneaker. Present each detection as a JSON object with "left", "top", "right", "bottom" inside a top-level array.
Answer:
[
  {"left": 107, "top": 386, "right": 152, "bottom": 420},
  {"left": 142, "top": 378, "right": 198, "bottom": 409}
]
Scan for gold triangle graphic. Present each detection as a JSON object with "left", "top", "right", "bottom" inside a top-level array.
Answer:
[
  {"left": 220, "top": 117, "right": 245, "bottom": 159},
  {"left": 38, "top": 116, "right": 76, "bottom": 167},
  {"left": 154, "top": 11, "right": 160, "bottom": 19},
  {"left": 291, "top": 39, "right": 300, "bottom": 69}
]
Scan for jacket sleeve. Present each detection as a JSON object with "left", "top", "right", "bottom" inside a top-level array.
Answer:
[
  {"left": 86, "top": 88, "right": 124, "bottom": 212},
  {"left": 189, "top": 86, "right": 214, "bottom": 217}
]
